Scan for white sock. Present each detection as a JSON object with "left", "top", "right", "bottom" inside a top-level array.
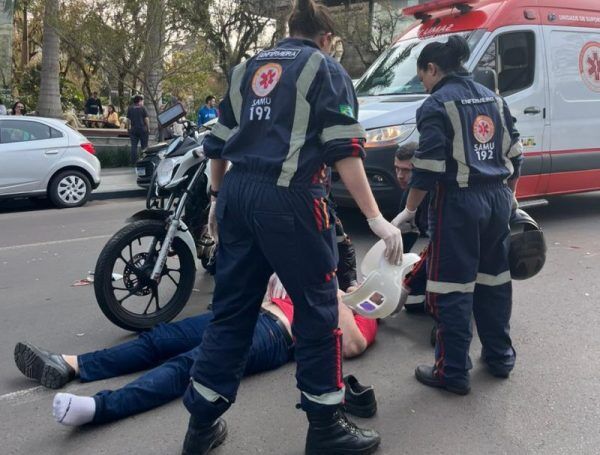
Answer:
[{"left": 53, "top": 393, "right": 96, "bottom": 427}]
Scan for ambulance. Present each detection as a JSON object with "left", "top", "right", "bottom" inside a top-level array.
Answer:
[{"left": 331, "top": 0, "right": 600, "bottom": 208}]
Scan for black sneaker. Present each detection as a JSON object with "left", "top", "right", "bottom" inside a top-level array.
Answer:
[
  {"left": 14, "top": 342, "right": 76, "bottom": 389},
  {"left": 182, "top": 416, "right": 227, "bottom": 455},
  {"left": 414, "top": 365, "right": 470, "bottom": 396},
  {"left": 305, "top": 409, "right": 381, "bottom": 455},
  {"left": 343, "top": 375, "right": 377, "bottom": 418}
]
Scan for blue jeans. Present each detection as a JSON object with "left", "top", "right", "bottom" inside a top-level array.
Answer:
[{"left": 78, "top": 312, "right": 293, "bottom": 424}]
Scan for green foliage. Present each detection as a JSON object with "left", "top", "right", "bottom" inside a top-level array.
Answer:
[{"left": 95, "top": 146, "right": 132, "bottom": 168}]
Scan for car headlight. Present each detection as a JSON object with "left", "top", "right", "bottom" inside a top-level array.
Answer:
[
  {"left": 365, "top": 124, "right": 416, "bottom": 149},
  {"left": 156, "top": 157, "right": 180, "bottom": 188}
]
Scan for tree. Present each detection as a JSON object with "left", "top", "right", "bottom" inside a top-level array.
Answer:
[
  {"left": 37, "top": 0, "right": 61, "bottom": 117},
  {"left": 177, "top": 0, "right": 276, "bottom": 76}
]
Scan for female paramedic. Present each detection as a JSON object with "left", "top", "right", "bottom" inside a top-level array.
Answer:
[
  {"left": 392, "top": 36, "right": 523, "bottom": 396},
  {"left": 181, "top": 1, "right": 402, "bottom": 454}
]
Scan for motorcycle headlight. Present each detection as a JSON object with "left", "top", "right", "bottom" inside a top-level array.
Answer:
[
  {"left": 365, "top": 124, "right": 416, "bottom": 149},
  {"left": 156, "top": 157, "right": 179, "bottom": 188}
]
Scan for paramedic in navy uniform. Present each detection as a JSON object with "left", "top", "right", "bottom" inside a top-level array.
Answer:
[
  {"left": 180, "top": 1, "right": 402, "bottom": 454},
  {"left": 392, "top": 35, "right": 523, "bottom": 396}
]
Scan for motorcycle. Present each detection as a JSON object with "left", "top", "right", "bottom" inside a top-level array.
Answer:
[{"left": 94, "top": 104, "right": 216, "bottom": 331}]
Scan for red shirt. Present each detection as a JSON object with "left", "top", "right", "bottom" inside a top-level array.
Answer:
[{"left": 271, "top": 296, "right": 378, "bottom": 347}]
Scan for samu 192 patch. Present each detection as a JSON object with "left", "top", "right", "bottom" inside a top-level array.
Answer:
[{"left": 339, "top": 104, "right": 355, "bottom": 119}]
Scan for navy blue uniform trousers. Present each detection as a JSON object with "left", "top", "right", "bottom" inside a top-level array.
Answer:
[
  {"left": 184, "top": 169, "right": 341, "bottom": 423},
  {"left": 426, "top": 183, "right": 516, "bottom": 388}
]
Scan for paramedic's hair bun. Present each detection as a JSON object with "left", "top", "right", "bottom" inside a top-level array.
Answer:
[
  {"left": 445, "top": 35, "right": 470, "bottom": 65},
  {"left": 417, "top": 35, "right": 471, "bottom": 73},
  {"left": 289, "top": 0, "right": 336, "bottom": 38}
]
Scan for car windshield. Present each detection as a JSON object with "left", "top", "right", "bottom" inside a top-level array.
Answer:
[{"left": 356, "top": 30, "right": 484, "bottom": 97}]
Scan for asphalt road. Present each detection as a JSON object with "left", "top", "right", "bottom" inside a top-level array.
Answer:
[{"left": 0, "top": 193, "right": 599, "bottom": 455}]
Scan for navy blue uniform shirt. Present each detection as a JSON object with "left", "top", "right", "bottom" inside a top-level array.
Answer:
[
  {"left": 411, "top": 73, "right": 523, "bottom": 191},
  {"left": 204, "top": 38, "right": 366, "bottom": 187}
]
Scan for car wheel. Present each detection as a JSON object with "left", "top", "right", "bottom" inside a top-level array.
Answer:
[{"left": 49, "top": 170, "right": 91, "bottom": 208}]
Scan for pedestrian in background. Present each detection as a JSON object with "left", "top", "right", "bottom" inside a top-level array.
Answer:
[
  {"left": 393, "top": 35, "right": 523, "bottom": 395},
  {"left": 104, "top": 105, "right": 120, "bottom": 129},
  {"left": 126, "top": 95, "right": 149, "bottom": 164},
  {"left": 84, "top": 91, "right": 103, "bottom": 116},
  {"left": 11, "top": 101, "right": 26, "bottom": 116},
  {"left": 197, "top": 95, "right": 218, "bottom": 125}
]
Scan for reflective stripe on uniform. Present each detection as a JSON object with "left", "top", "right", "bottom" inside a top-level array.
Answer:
[
  {"left": 320, "top": 123, "right": 366, "bottom": 144},
  {"left": 302, "top": 386, "right": 345, "bottom": 406},
  {"left": 508, "top": 140, "right": 523, "bottom": 158},
  {"left": 230, "top": 62, "right": 247, "bottom": 126},
  {"left": 476, "top": 270, "right": 511, "bottom": 286},
  {"left": 412, "top": 157, "right": 446, "bottom": 173},
  {"left": 496, "top": 98, "right": 515, "bottom": 182},
  {"left": 191, "top": 378, "right": 230, "bottom": 403},
  {"left": 211, "top": 121, "right": 238, "bottom": 142},
  {"left": 277, "top": 51, "right": 325, "bottom": 187},
  {"left": 406, "top": 294, "right": 425, "bottom": 304},
  {"left": 427, "top": 279, "right": 476, "bottom": 294},
  {"left": 444, "top": 101, "right": 470, "bottom": 188}
]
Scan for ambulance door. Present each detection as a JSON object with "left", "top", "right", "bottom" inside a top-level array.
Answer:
[
  {"left": 542, "top": 26, "right": 600, "bottom": 195},
  {"left": 472, "top": 26, "right": 549, "bottom": 198}
]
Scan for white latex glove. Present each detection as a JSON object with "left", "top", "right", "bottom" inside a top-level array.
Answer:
[
  {"left": 391, "top": 207, "right": 417, "bottom": 229},
  {"left": 267, "top": 273, "right": 288, "bottom": 300},
  {"left": 367, "top": 214, "right": 403, "bottom": 265},
  {"left": 208, "top": 200, "right": 218, "bottom": 243}
]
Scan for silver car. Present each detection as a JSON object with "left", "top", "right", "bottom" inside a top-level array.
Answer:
[{"left": 0, "top": 116, "right": 101, "bottom": 208}]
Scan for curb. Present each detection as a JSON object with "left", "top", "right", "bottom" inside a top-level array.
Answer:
[{"left": 91, "top": 189, "right": 147, "bottom": 201}]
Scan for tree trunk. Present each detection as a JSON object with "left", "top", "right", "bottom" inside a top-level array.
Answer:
[
  {"left": 142, "top": 0, "right": 165, "bottom": 140},
  {"left": 20, "top": 1, "right": 29, "bottom": 70},
  {"left": 37, "top": 0, "right": 62, "bottom": 118}
]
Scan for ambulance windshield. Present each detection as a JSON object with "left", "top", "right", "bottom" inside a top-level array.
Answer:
[{"left": 356, "top": 30, "right": 484, "bottom": 97}]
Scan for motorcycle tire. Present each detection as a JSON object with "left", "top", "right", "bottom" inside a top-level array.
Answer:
[{"left": 94, "top": 220, "right": 196, "bottom": 331}]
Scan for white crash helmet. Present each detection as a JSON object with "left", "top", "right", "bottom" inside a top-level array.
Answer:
[{"left": 343, "top": 240, "right": 420, "bottom": 319}]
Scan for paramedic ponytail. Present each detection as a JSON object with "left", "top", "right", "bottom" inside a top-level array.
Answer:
[
  {"left": 288, "top": 0, "right": 336, "bottom": 39},
  {"left": 417, "top": 35, "right": 470, "bottom": 73}
]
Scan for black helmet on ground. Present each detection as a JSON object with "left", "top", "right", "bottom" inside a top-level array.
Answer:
[{"left": 509, "top": 209, "right": 547, "bottom": 280}]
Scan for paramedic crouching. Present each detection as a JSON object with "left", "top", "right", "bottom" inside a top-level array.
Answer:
[{"left": 392, "top": 35, "right": 523, "bottom": 395}]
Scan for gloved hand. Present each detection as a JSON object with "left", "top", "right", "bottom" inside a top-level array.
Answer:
[
  {"left": 267, "top": 273, "right": 288, "bottom": 300},
  {"left": 367, "top": 214, "right": 403, "bottom": 265},
  {"left": 391, "top": 207, "right": 417, "bottom": 229},
  {"left": 208, "top": 200, "right": 218, "bottom": 244}
]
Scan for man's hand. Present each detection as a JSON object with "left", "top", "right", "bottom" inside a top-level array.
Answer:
[
  {"left": 391, "top": 207, "right": 417, "bottom": 228},
  {"left": 208, "top": 200, "right": 218, "bottom": 243},
  {"left": 367, "top": 214, "right": 403, "bottom": 265},
  {"left": 267, "top": 274, "right": 287, "bottom": 300}
]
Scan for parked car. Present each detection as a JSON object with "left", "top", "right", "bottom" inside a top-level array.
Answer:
[
  {"left": 332, "top": 0, "right": 600, "bottom": 209},
  {"left": 0, "top": 116, "right": 101, "bottom": 208}
]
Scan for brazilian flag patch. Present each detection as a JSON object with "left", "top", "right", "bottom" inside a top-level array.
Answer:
[{"left": 339, "top": 104, "right": 355, "bottom": 119}]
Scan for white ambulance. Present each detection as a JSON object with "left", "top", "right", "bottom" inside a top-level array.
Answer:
[{"left": 332, "top": 0, "right": 600, "bottom": 207}]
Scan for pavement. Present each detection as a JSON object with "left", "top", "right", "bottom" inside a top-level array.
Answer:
[
  {"left": 92, "top": 167, "right": 146, "bottom": 200},
  {"left": 0, "top": 193, "right": 599, "bottom": 454}
]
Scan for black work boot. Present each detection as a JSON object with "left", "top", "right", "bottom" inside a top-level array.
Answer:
[
  {"left": 182, "top": 415, "right": 227, "bottom": 455},
  {"left": 343, "top": 375, "right": 377, "bottom": 418},
  {"left": 414, "top": 365, "right": 470, "bottom": 396},
  {"left": 14, "top": 342, "right": 76, "bottom": 389},
  {"left": 305, "top": 409, "right": 381, "bottom": 455}
]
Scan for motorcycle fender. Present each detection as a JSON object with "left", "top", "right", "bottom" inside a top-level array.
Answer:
[
  {"left": 126, "top": 209, "right": 171, "bottom": 223},
  {"left": 175, "top": 220, "right": 198, "bottom": 270}
]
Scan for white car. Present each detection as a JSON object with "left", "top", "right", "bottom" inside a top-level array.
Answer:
[{"left": 0, "top": 116, "right": 101, "bottom": 208}]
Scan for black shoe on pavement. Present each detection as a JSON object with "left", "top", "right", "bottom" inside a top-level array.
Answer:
[
  {"left": 343, "top": 375, "right": 377, "bottom": 418},
  {"left": 14, "top": 342, "right": 76, "bottom": 389},
  {"left": 182, "top": 416, "right": 227, "bottom": 455},
  {"left": 305, "top": 409, "right": 381, "bottom": 455},
  {"left": 414, "top": 365, "right": 470, "bottom": 396}
]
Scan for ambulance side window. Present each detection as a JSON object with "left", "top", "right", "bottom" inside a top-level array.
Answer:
[{"left": 475, "top": 31, "right": 536, "bottom": 96}]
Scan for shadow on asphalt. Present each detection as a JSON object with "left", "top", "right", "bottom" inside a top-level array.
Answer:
[{"left": 0, "top": 197, "right": 56, "bottom": 214}]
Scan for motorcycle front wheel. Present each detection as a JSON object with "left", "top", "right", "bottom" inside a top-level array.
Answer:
[{"left": 94, "top": 219, "right": 196, "bottom": 331}]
